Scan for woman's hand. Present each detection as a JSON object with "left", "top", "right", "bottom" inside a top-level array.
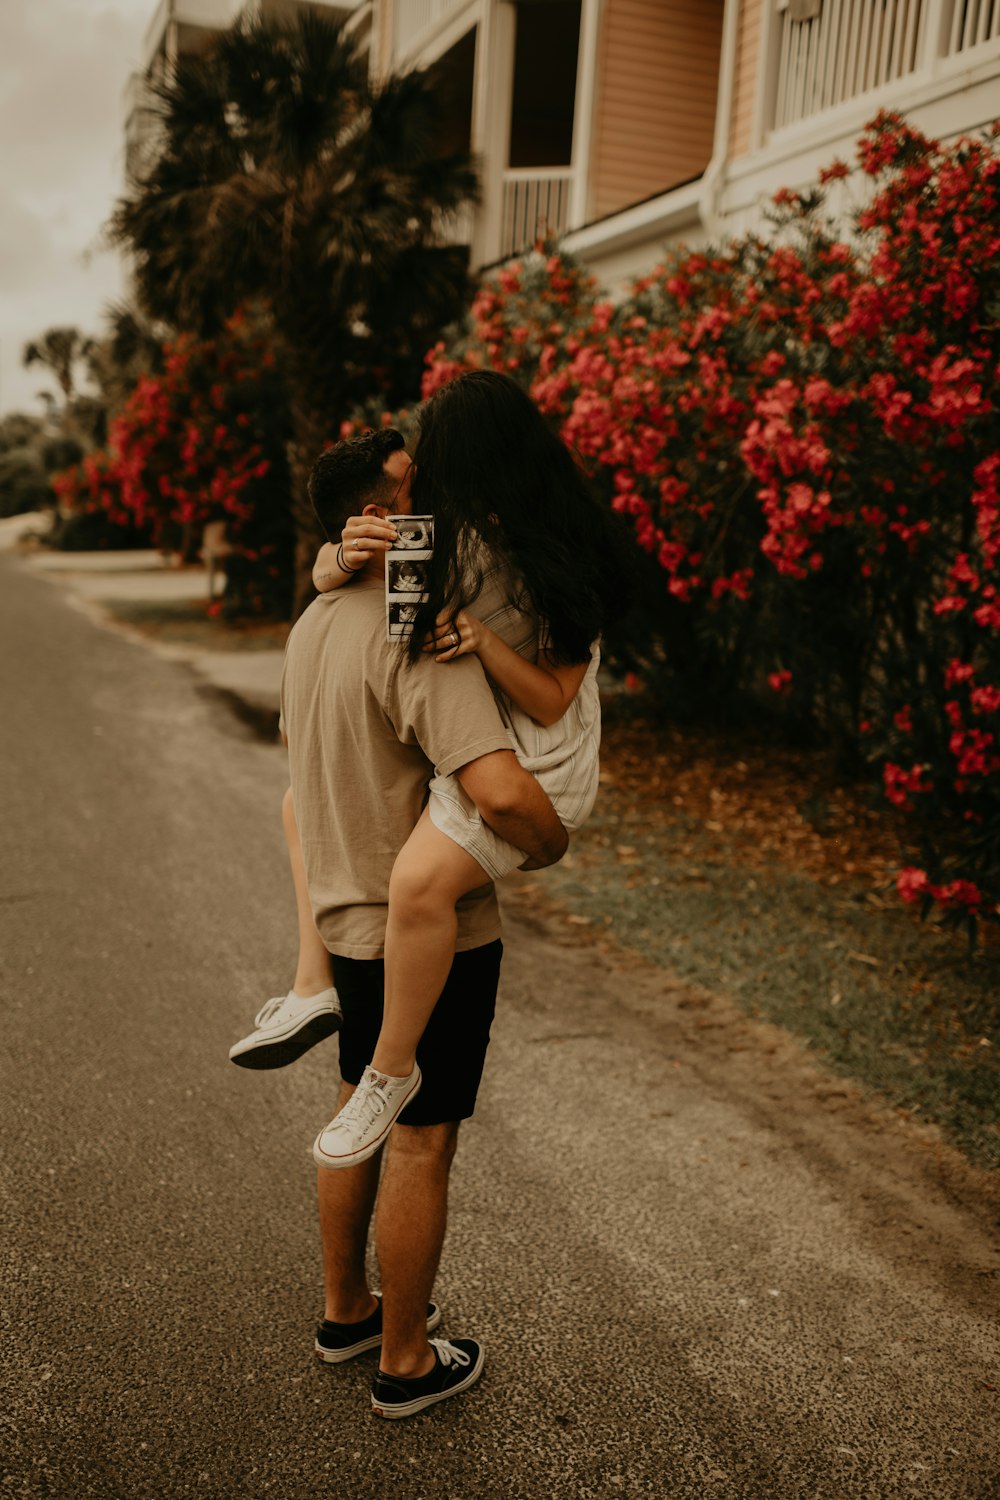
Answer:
[
  {"left": 423, "top": 608, "right": 485, "bottom": 662},
  {"left": 339, "top": 512, "right": 398, "bottom": 569}
]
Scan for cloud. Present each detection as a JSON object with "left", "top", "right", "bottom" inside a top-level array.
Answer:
[{"left": 0, "top": 0, "right": 150, "bottom": 413}]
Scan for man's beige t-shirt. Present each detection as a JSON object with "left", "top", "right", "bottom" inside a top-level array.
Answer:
[{"left": 280, "top": 576, "right": 514, "bottom": 959}]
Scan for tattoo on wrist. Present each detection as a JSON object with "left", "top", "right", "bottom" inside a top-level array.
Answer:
[{"left": 336, "top": 542, "right": 364, "bottom": 574}]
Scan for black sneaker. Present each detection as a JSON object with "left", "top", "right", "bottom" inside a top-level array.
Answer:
[
  {"left": 370, "top": 1338, "right": 484, "bottom": 1418},
  {"left": 315, "top": 1298, "right": 441, "bottom": 1364}
]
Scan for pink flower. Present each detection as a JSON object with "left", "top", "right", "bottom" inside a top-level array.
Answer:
[
  {"left": 896, "top": 867, "right": 930, "bottom": 904},
  {"left": 883, "top": 761, "right": 932, "bottom": 808},
  {"left": 944, "top": 660, "right": 975, "bottom": 689},
  {"left": 929, "top": 879, "right": 982, "bottom": 910},
  {"left": 971, "top": 685, "right": 1000, "bottom": 715}
]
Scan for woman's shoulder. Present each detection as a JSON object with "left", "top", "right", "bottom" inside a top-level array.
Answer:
[{"left": 464, "top": 541, "right": 539, "bottom": 653}]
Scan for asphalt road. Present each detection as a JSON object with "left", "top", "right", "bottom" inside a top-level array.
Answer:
[{"left": 2, "top": 554, "right": 998, "bottom": 1500}]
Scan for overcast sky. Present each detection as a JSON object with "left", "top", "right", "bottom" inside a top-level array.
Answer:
[{"left": 0, "top": 0, "right": 154, "bottom": 418}]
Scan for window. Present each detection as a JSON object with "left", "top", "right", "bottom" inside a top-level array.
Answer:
[{"left": 508, "top": 0, "right": 582, "bottom": 169}]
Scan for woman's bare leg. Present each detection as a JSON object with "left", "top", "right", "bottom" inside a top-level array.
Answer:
[
  {"left": 370, "top": 809, "right": 489, "bottom": 1078},
  {"left": 282, "top": 785, "right": 334, "bottom": 996}
]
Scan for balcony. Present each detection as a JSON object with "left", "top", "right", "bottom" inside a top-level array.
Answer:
[
  {"left": 123, "top": 70, "right": 155, "bottom": 122},
  {"left": 500, "top": 168, "right": 575, "bottom": 259},
  {"left": 770, "top": 0, "right": 1000, "bottom": 134},
  {"left": 946, "top": 0, "right": 1000, "bottom": 52}
]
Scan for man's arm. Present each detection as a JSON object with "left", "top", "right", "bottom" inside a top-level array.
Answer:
[{"left": 455, "top": 750, "right": 568, "bottom": 870}]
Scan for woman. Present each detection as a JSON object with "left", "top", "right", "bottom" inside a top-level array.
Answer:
[{"left": 232, "top": 371, "right": 632, "bottom": 1166}]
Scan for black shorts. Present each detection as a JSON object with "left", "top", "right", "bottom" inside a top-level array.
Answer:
[{"left": 331, "top": 940, "right": 503, "bottom": 1126}]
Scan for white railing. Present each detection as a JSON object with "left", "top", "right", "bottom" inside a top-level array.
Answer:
[
  {"left": 123, "top": 70, "right": 153, "bottom": 119},
  {"left": 947, "top": 0, "right": 1000, "bottom": 53},
  {"left": 500, "top": 169, "right": 575, "bottom": 258},
  {"left": 125, "top": 108, "right": 167, "bottom": 184},
  {"left": 770, "top": 0, "right": 1000, "bottom": 133},
  {"left": 773, "top": 0, "right": 927, "bottom": 129}
]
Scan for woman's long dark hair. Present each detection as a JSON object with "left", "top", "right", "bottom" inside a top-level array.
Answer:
[{"left": 406, "top": 370, "right": 632, "bottom": 664}]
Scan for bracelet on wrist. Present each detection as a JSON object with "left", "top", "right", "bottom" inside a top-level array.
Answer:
[{"left": 336, "top": 542, "right": 364, "bottom": 574}]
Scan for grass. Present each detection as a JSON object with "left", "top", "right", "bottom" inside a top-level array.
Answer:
[
  {"left": 507, "top": 705, "right": 1000, "bottom": 1169},
  {"left": 104, "top": 599, "right": 290, "bottom": 653}
]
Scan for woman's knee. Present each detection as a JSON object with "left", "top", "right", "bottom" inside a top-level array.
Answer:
[{"left": 388, "top": 850, "right": 452, "bottom": 922}]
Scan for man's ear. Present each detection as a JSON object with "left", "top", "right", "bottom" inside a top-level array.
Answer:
[{"left": 363, "top": 503, "right": 389, "bottom": 518}]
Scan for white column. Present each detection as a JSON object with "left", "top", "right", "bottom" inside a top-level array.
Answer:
[
  {"left": 699, "top": 0, "right": 742, "bottom": 238},
  {"left": 918, "top": 0, "right": 956, "bottom": 76},
  {"left": 568, "top": 0, "right": 602, "bottom": 230},
  {"left": 470, "top": 0, "right": 517, "bottom": 268},
  {"left": 751, "top": 0, "right": 783, "bottom": 150},
  {"left": 165, "top": 0, "right": 178, "bottom": 77}
]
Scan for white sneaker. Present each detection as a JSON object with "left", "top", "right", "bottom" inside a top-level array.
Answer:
[
  {"left": 313, "top": 1064, "right": 422, "bottom": 1169},
  {"left": 228, "top": 988, "right": 341, "bottom": 1070}
]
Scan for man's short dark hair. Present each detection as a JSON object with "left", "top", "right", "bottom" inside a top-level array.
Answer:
[{"left": 309, "top": 428, "right": 407, "bottom": 539}]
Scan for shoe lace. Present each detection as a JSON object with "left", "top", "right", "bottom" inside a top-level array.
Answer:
[
  {"left": 430, "top": 1339, "right": 471, "bottom": 1370},
  {"left": 336, "top": 1073, "right": 392, "bottom": 1129},
  {"left": 253, "top": 994, "right": 289, "bottom": 1028}
]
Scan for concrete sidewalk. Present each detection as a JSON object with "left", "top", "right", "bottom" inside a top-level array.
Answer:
[{"left": 11, "top": 524, "right": 285, "bottom": 719}]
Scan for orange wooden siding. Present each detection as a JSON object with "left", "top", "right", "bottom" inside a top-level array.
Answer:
[
  {"left": 589, "top": 0, "right": 724, "bottom": 222},
  {"left": 728, "top": 0, "right": 763, "bottom": 159}
]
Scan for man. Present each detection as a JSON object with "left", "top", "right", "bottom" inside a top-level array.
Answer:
[{"left": 280, "top": 428, "right": 567, "bottom": 1418}]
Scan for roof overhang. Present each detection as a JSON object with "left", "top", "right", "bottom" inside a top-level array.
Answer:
[{"left": 562, "top": 176, "right": 705, "bottom": 262}]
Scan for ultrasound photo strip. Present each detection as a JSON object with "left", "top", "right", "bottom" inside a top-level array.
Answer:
[
  {"left": 392, "top": 515, "right": 434, "bottom": 551},
  {"left": 387, "top": 599, "right": 424, "bottom": 638},
  {"left": 386, "top": 515, "right": 433, "bottom": 640},
  {"left": 388, "top": 556, "right": 430, "bottom": 595}
]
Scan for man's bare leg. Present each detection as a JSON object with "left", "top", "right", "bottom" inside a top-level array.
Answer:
[
  {"left": 282, "top": 786, "right": 335, "bottom": 998},
  {"left": 317, "top": 1081, "right": 382, "bottom": 1323},
  {"left": 375, "top": 1121, "right": 460, "bottom": 1377}
]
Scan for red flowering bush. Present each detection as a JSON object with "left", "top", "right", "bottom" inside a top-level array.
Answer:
[
  {"left": 50, "top": 450, "right": 151, "bottom": 551},
  {"left": 56, "top": 310, "right": 294, "bottom": 616},
  {"left": 424, "top": 115, "right": 1000, "bottom": 930},
  {"left": 422, "top": 245, "right": 602, "bottom": 399},
  {"left": 114, "top": 311, "right": 293, "bottom": 615}
]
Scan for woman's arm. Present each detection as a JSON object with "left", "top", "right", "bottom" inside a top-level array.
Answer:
[
  {"left": 426, "top": 609, "right": 589, "bottom": 728},
  {"left": 312, "top": 541, "right": 352, "bottom": 593},
  {"left": 312, "top": 513, "right": 398, "bottom": 593}
]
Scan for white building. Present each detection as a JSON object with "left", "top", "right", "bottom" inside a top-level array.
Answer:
[
  {"left": 126, "top": 1, "right": 1000, "bottom": 287},
  {"left": 124, "top": 1, "right": 371, "bottom": 181},
  {"left": 368, "top": 0, "right": 1000, "bottom": 288}
]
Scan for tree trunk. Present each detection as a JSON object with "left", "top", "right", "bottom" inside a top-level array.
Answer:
[
  {"left": 287, "top": 400, "right": 332, "bottom": 621},
  {"left": 276, "top": 287, "right": 357, "bottom": 619}
]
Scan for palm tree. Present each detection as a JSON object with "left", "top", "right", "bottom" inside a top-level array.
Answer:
[
  {"left": 85, "top": 302, "right": 167, "bottom": 419},
  {"left": 22, "top": 327, "right": 96, "bottom": 406},
  {"left": 110, "top": 11, "right": 478, "bottom": 611}
]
